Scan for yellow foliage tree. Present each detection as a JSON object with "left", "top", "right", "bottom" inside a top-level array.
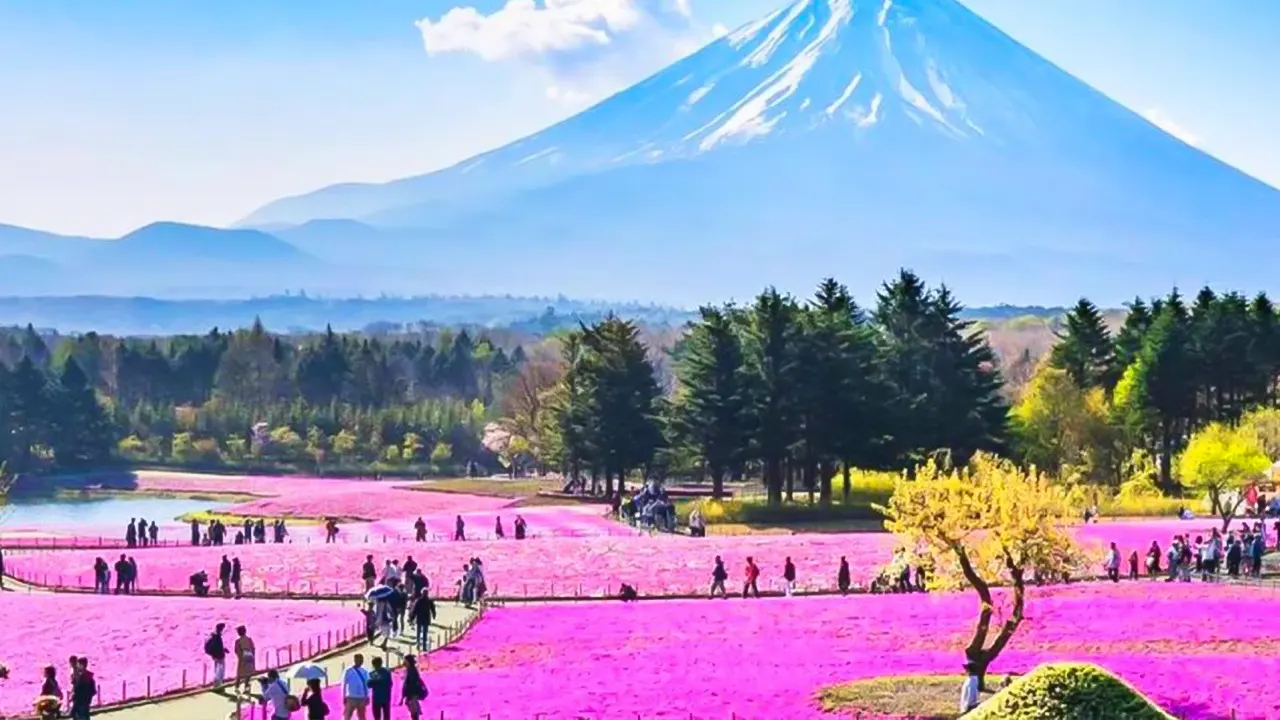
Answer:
[
  {"left": 1011, "top": 363, "right": 1120, "bottom": 484},
  {"left": 879, "top": 453, "right": 1081, "bottom": 687},
  {"left": 1177, "top": 422, "right": 1270, "bottom": 531},
  {"left": 1240, "top": 407, "right": 1280, "bottom": 463}
]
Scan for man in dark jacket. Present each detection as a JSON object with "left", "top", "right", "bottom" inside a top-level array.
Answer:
[
  {"left": 205, "top": 623, "right": 228, "bottom": 687},
  {"left": 70, "top": 657, "right": 96, "bottom": 719},
  {"left": 409, "top": 592, "right": 436, "bottom": 652}
]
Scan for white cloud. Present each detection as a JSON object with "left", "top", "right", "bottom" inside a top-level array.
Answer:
[
  {"left": 711, "top": 22, "right": 728, "bottom": 38},
  {"left": 1143, "top": 108, "right": 1200, "bottom": 147},
  {"left": 416, "top": 0, "right": 715, "bottom": 104}
]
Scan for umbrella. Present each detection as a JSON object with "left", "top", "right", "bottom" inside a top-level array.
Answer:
[
  {"left": 292, "top": 664, "right": 328, "bottom": 682},
  {"left": 366, "top": 585, "right": 396, "bottom": 601}
]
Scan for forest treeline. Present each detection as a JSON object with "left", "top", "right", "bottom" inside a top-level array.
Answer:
[
  {"left": 6, "top": 271, "right": 1280, "bottom": 498},
  {"left": 491, "top": 273, "right": 1280, "bottom": 505},
  {"left": 0, "top": 321, "right": 530, "bottom": 474}
]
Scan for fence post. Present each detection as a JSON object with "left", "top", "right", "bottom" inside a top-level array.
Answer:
[
  {"left": 182, "top": 669, "right": 187, "bottom": 689},
  {"left": 147, "top": 675, "right": 151, "bottom": 697}
]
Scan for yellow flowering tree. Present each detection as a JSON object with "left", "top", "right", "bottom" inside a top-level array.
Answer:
[
  {"left": 879, "top": 453, "right": 1080, "bottom": 687},
  {"left": 1177, "top": 422, "right": 1269, "bottom": 532}
]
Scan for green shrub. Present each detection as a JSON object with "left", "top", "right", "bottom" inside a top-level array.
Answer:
[{"left": 967, "top": 663, "right": 1173, "bottom": 720}]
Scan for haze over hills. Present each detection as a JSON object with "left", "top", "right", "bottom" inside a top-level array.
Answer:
[
  {"left": 238, "top": 0, "right": 1280, "bottom": 306},
  {"left": 5, "top": 0, "right": 1280, "bottom": 305}
]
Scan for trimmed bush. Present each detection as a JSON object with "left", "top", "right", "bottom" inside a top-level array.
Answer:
[{"left": 968, "top": 663, "right": 1173, "bottom": 719}]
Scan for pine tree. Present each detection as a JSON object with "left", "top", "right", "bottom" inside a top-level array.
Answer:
[
  {"left": 50, "top": 359, "right": 113, "bottom": 467},
  {"left": 1049, "top": 298, "right": 1114, "bottom": 389},
  {"left": 672, "top": 305, "right": 749, "bottom": 499},
  {"left": 742, "top": 288, "right": 800, "bottom": 506}
]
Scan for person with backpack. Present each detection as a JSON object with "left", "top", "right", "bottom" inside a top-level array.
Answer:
[
  {"left": 342, "top": 653, "right": 370, "bottom": 720},
  {"left": 400, "top": 655, "right": 427, "bottom": 720},
  {"left": 302, "top": 677, "right": 329, "bottom": 719},
  {"left": 205, "top": 623, "right": 228, "bottom": 687},
  {"left": 368, "top": 657, "right": 393, "bottom": 720},
  {"left": 259, "top": 669, "right": 293, "bottom": 720}
]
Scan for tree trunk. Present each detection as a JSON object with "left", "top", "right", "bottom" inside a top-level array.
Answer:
[
  {"left": 842, "top": 462, "right": 852, "bottom": 505},
  {"left": 710, "top": 463, "right": 724, "bottom": 500},
  {"left": 955, "top": 546, "right": 1026, "bottom": 691},
  {"left": 785, "top": 461, "right": 795, "bottom": 503},
  {"left": 819, "top": 461, "right": 833, "bottom": 508},
  {"left": 766, "top": 459, "right": 783, "bottom": 506}
]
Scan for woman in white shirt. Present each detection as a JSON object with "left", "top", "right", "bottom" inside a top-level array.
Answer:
[{"left": 959, "top": 663, "right": 981, "bottom": 714}]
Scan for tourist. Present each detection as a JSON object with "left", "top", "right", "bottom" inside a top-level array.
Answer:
[
  {"left": 618, "top": 583, "right": 639, "bottom": 601},
  {"left": 1179, "top": 537, "right": 1193, "bottom": 582},
  {"left": 1192, "top": 536, "right": 1204, "bottom": 574},
  {"left": 743, "top": 557, "right": 760, "bottom": 598},
  {"left": 190, "top": 570, "right": 210, "bottom": 597},
  {"left": 219, "top": 555, "right": 232, "bottom": 597},
  {"left": 494, "top": 516, "right": 505, "bottom": 539},
  {"left": 403, "top": 556, "right": 418, "bottom": 579},
  {"left": 1145, "top": 541, "right": 1161, "bottom": 577},
  {"left": 390, "top": 583, "right": 408, "bottom": 636},
  {"left": 148, "top": 521, "right": 158, "bottom": 546},
  {"left": 243, "top": 518, "right": 253, "bottom": 542},
  {"left": 231, "top": 557, "right": 243, "bottom": 597},
  {"left": 113, "top": 554, "right": 129, "bottom": 594},
  {"left": 401, "top": 655, "right": 427, "bottom": 720},
  {"left": 190, "top": 519, "right": 201, "bottom": 547},
  {"left": 255, "top": 519, "right": 267, "bottom": 544},
  {"left": 234, "top": 625, "right": 256, "bottom": 694},
  {"left": 260, "top": 669, "right": 291, "bottom": 720},
  {"left": 92, "top": 557, "right": 109, "bottom": 594},
  {"left": 125, "top": 518, "right": 137, "bottom": 549},
  {"left": 410, "top": 591, "right": 436, "bottom": 652},
  {"left": 69, "top": 658, "right": 95, "bottom": 720},
  {"left": 1127, "top": 550, "right": 1139, "bottom": 580},
  {"left": 362, "top": 555, "right": 377, "bottom": 592},
  {"left": 368, "top": 656, "right": 393, "bottom": 720},
  {"left": 454, "top": 515, "right": 466, "bottom": 541},
  {"left": 376, "top": 601, "right": 394, "bottom": 650},
  {"left": 1103, "top": 543, "right": 1120, "bottom": 582},
  {"left": 137, "top": 518, "right": 148, "bottom": 548},
  {"left": 1203, "top": 530, "right": 1222, "bottom": 579},
  {"left": 710, "top": 556, "right": 728, "bottom": 598},
  {"left": 413, "top": 568, "right": 429, "bottom": 596},
  {"left": 362, "top": 604, "right": 376, "bottom": 645},
  {"left": 342, "top": 653, "right": 371, "bottom": 720},
  {"left": 205, "top": 624, "right": 228, "bottom": 688},
  {"left": 39, "top": 665, "right": 61, "bottom": 719},
  {"left": 514, "top": 515, "right": 527, "bottom": 540},
  {"left": 414, "top": 517, "right": 427, "bottom": 542},
  {"left": 959, "top": 662, "right": 980, "bottom": 714},
  {"left": 783, "top": 557, "right": 797, "bottom": 596},
  {"left": 380, "top": 560, "right": 397, "bottom": 585},
  {"left": 838, "top": 557, "right": 851, "bottom": 594},
  {"left": 127, "top": 556, "right": 138, "bottom": 592},
  {"left": 688, "top": 506, "right": 706, "bottom": 537},
  {"left": 325, "top": 518, "right": 339, "bottom": 543},
  {"left": 1227, "top": 534, "right": 1243, "bottom": 576},
  {"left": 1250, "top": 532, "right": 1265, "bottom": 577},
  {"left": 302, "top": 677, "right": 329, "bottom": 719}
]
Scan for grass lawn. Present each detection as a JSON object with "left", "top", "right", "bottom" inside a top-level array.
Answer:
[
  {"left": 411, "top": 477, "right": 564, "bottom": 500},
  {"left": 819, "top": 675, "right": 1009, "bottom": 719}
]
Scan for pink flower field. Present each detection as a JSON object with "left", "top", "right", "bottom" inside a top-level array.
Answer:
[
  {"left": 0, "top": 592, "right": 361, "bottom": 716},
  {"left": 5, "top": 532, "right": 897, "bottom": 597},
  {"left": 279, "top": 582, "right": 1280, "bottom": 719}
]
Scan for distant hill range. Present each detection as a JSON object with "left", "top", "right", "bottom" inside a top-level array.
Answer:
[{"left": 0, "top": 294, "right": 1081, "bottom": 337}]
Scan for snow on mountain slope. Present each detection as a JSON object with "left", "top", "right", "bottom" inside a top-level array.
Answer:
[{"left": 239, "top": 0, "right": 1280, "bottom": 305}]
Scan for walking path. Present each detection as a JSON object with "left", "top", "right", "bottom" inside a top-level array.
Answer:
[{"left": 98, "top": 601, "right": 480, "bottom": 720}]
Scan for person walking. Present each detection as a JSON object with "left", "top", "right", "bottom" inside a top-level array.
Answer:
[
  {"left": 514, "top": 515, "right": 527, "bottom": 540},
  {"left": 39, "top": 665, "right": 62, "bottom": 719},
  {"left": 190, "top": 520, "right": 201, "bottom": 547},
  {"left": 783, "top": 557, "right": 797, "bottom": 596},
  {"left": 231, "top": 557, "right": 243, "bottom": 598},
  {"left": 401, "top": 655, "right": 427, "bottom": 720},
  {"left": 368, "top": 657, "right": 393, "bottom": 720},
  {"left": 710, "top": 556, "right": 728, "bottom": 598},
  {"left": 69, "top": 658, "right": 95, "bottom": 720},
  {"left": 92, "top": 558, "right": 109, "bottom": 594},
  {"left": 137, "top": 518, "right": 148, "bottom": 548},
  {"left": 743, "top": 557, "right": 760, "bottom": 598},
  {"left": 205, "top": 624, "right": 228, "bottom": 688},
  {"left": 342, "top": 654, "right": 371, "bottom": 720},
  {"left": 1104, "top": 542, "right": 1120, "bottom": 583},
  {"left": 494, "top": 516, "right": 505, "bottom": 539},
  {"left": 148, "top": 521, "right": 159, "bottom": 546},
  {"left": 362, "top": 555, "right": 377, "bottom": 592},
  {"left": 414, "top": 517, "right": 427, "bottom": 542},
  {"left": 302, "top": 677, "right": 329, "bottom": 720},
  {"left": 234, "top": 625, "right": 256, "bottom": 694},
  {"left": 113, "top": 554, "right": 129, "bottom": 594},
  {"left": 260, "top": 669, "right": 291, "bottom": 720},
  {"left": 125, "top": 519, "right": 136, "bottom": 549},
  {"left": 454, "top": 516, "right": 466, "bottom": 541},
  {"left": 219, "top": 555, "right": 232, "bottom": 597},
  {"left": 837, "top": 557, "right": 851, "bottom": 594},
  {"left": 410, "top": 591, "right": 436, "bottom": 651},
  {"left": 127, "top": 556, "right": 138, "bottom": 593}
]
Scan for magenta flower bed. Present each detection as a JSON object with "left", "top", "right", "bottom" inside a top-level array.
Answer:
[
  {"left": 0, "top": 592, "right": 361, "bottom": 716},
  {"left": 134, "top": 472, "right": 514, "bottom": 521},
  {"left": 273, "top": 583, "right": 1280, "bottom": 719},
  {"left": 5, "top": 532, "right": 895, "bottom": 597}
]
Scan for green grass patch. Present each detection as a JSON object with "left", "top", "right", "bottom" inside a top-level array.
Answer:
[
  {"left": 967, "top": 663, "right": 1173, "bottom": 719},
  {"left": 410, "top": 477, "right": 563, "bottom": 500},
  {"left": 176, "top": 510, "right": 352, "bottom": 525},
  {"left": 819, "top": 674, "right": 1009, "bottom": 719}
]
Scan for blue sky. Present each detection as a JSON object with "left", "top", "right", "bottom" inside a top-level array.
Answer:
[{"left": 2, "top": 0, "right": 1279, "bottom": 237}]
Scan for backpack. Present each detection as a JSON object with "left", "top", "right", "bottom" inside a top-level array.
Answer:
[{"left": 203, "top": 635, "right": 219, "bottom": 657}]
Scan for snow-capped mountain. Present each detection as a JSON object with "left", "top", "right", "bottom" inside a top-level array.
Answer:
[{"left": 243, "top": 0, "right": 1280, "bottom": 306}]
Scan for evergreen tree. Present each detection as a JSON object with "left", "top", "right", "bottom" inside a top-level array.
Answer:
[
  {"left": 673, "top": 305, "right": 750, "bottom": 499},
  {"left": 742, "top": 288, "right": 800, "bottom": 505},
  {"left": 1049, "top": 298, "right": 1114, "bottom": 389},
  {"left": 50, "top": 359, "right": 113, "bottom": 467}
]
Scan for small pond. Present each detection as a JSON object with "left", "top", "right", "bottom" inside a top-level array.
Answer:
[{"left": 2, "top": 494, "right": 228, "bottom": 530}]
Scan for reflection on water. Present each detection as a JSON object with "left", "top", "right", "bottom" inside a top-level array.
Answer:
[{"left": 3, "top": 494, "right": 227, "bottom": 529}]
